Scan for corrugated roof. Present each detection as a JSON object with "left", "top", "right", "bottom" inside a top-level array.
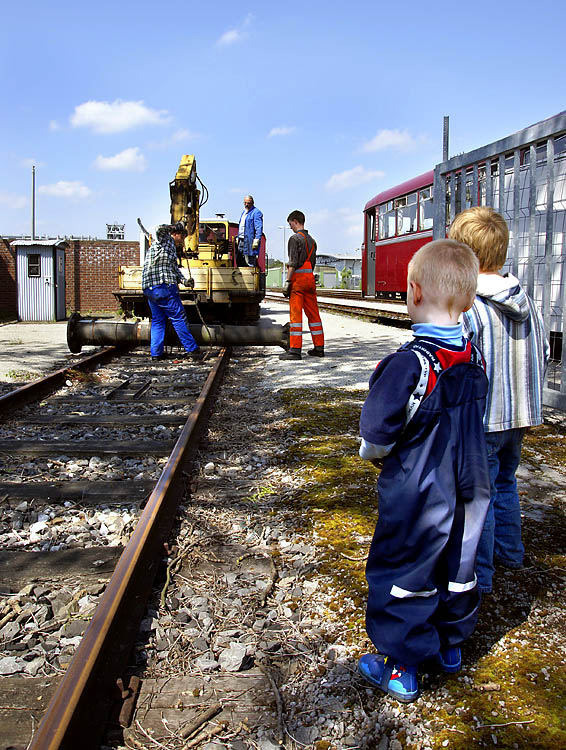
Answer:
[{"left": 10, "top": 239, "right": 68, "bottom": 248}]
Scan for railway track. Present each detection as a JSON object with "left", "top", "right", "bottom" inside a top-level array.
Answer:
[
  {"left": 0, "top": 347, "right": 228, "bottom": 749},
  {"left": 264, "top": 290, "right": 411, "bottom": 327}
]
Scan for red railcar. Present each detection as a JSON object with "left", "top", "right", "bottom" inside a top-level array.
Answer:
[{"left": 362, "top": 170, "right": 434, "bottom": 299}]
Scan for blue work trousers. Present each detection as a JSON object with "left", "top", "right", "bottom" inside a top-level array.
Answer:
[
  {"left": 475, "top": 427, "right": 526, "bottom": 592},
  {"left": 143, "top": 284, "right": 198, "bottom": 357}
]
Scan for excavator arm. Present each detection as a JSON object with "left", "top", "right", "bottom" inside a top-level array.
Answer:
[{"left": 169, "top": 155, "right": 200, "bottom": 256}]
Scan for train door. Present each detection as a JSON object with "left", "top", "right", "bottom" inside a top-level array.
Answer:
[{"left": 365, "top": 208, "right": 376, "bottom": 296}]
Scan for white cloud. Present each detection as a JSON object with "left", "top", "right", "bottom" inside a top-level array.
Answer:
[
  {"left": 148, "top": 128, "right": 199, "bottom": 150},
  {"left": 361, "top": 129, "right": 417, "bottom": 153},
  {"left": 325, "top": 165, "right": 385, "bottom": 191},
  {"left": 38, "top": 181, "right": 91, "bottom": 199},
  {"left": 0, "top": 192, "right": 27, "bottom": 210},
  {"left": 217, "top": 29, "right": 241, "bottom": 45},
  {"left": 268, "top": 126, "right": 296, "bottom": 138},
  {"left": 94, "top": 147, "right": 147, "bottom": 172},
  {"left": 229, "top": 187, "right": 246, "bottom": 194},
  {"left": 216, "top": 13, "right": 253, "bottom": 46},
  {"left": 49, "top": 120, "right": 60, "bottom": 131},
  {"left": 70, "top": 100, "right": 171, "bottom": 134},
  {"left": 170, "top": 128, "right": 195, "bottom": 143}
]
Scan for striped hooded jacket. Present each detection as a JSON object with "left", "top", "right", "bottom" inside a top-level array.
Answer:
[{"left": 462, "top": 273, "right": 549, "bottom": 432}]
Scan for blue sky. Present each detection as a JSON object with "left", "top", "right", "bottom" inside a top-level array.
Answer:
[{"left": 1, "top": 0, "right": 564, "bottom": 259}]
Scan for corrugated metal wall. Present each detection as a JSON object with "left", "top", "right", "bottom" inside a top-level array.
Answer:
[
  {"left": 433, "top": 112, "right": 566, "bottom": 409},
  {"left": 16, "top": 246, "right": 55, "bottom": 321}
]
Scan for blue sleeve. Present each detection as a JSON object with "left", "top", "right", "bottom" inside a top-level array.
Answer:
[
  {"left": 253, "top": 209, "right": 263, "bottom": 239},
  {"left": 359, "top": 350, "right": 421, "bottom": 447}
]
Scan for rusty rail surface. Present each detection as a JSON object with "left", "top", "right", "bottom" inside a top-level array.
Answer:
[
  {"left": 0, "top": 347, "right": 119, "bottom": 417},
  {"left": 29, "top": 347, "right": 231, "bottom": 750}
]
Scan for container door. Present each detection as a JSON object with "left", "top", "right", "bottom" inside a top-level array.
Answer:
[
  {"left": 17, "top": 246, "right": 55, "bottom": 321},
  {"left": 55, "top": 247, "right": 66, "bottom": 320}
]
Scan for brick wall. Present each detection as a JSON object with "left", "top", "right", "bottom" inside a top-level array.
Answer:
[
  {"left": 0, "top": 237, "right": 140, "bottom": 317},
  {"left": 0, "top": 238, "right": 17, "bottom": 316},
  {"left": 65, "top": 239, "right": 139, "bottom": 313}
]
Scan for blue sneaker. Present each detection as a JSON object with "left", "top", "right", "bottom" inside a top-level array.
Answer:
[
  {"left": 358, "top": 654, "right": 419, "bottom": 703},
  {"left": 436, "top": 646, "right": 461, "bottom": 673}
]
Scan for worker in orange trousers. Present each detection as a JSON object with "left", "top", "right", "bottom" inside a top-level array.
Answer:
[{"left": 280, "top": 210, "right": 324, "bottom": 361}]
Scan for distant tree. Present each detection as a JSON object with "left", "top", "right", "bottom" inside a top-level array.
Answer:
[
  {"left": 267, "top": 256, "right": 283, "bottom": 268},
  {"left": 340, "top": 267, "right": 352, "bottom": 289}
]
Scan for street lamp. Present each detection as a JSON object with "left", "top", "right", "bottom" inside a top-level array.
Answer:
[
  {"left": 277, "top": 225, "right": 287, "bottom": 286},
  {"left": 277, "top": 225, "right": 287, "bottom": 259}
]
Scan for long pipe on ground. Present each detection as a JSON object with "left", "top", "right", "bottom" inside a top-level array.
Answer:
[{"left": 67, "top": 313, "right": 289, "bottom": 353}]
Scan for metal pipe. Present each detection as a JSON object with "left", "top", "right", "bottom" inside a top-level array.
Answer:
[{"left": 67, "top": 313, "right": 290, "bottom": 353}]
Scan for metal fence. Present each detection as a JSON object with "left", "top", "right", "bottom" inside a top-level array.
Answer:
[{"left": 433, "top": 111, "right": 566, "bottom": 409}]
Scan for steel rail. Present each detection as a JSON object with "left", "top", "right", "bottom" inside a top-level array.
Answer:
[
  {"left": 29, "top": 347, "right": 231, "bottom": 750},
  {"left": 0, "top": 346, "right": 118, "bottom": 417},
  {"left": 264, "top": 293, "right": 411, "bottom": 328}
]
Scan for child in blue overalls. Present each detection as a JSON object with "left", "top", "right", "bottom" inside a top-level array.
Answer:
[{"left": 358, "top": 239, "right": 491, "bottom": 702}]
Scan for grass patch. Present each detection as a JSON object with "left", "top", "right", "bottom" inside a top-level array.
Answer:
[{"left": 5, "top": 369, "right": 37, "bottom": 381}]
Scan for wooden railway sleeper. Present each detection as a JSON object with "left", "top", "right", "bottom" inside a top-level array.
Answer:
[
  {"left": 116, "top": 675, "right": 141, "bottom": 728},
  {"left": 132, "top": 380, "right": 152, "bottom": 399},
  {"left": 105, "top": 377, "right": 131, "bottom": 399}
]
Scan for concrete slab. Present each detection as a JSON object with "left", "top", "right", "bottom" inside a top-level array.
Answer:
[
  {"left": 0, "top": 322, "right": 98, "bottom": 383},
  {"left": 257, "top": 299, "right": 411, "bottom": 390}
]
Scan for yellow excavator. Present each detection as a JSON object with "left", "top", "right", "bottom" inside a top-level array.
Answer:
[{"left": 114, "top": 155, "right": 266, "bottom": 323}]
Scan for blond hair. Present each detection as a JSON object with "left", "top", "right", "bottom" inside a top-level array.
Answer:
[
  {"left": 448, "top": 206, "right": 509, "bottom": 272},
  {"left": 408, "top": 239, "right": 479, "bottom": 312}
]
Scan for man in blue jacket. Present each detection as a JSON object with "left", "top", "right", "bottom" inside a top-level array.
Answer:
[{"left": 237, "top": 195, "right": 263, "bottom": 267}]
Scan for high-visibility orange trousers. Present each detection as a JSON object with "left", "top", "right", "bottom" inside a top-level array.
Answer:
[{"left": 289, "top": 273, "right": 324, "bottom": 351}]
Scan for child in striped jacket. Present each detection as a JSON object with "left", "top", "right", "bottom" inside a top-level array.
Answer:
[{"left": 449, "top": 207, "right": 549, "bottom": 593}]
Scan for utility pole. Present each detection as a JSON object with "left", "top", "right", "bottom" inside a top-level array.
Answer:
[
  {"left": 443, "top": 116, "right": 449, "bottom": 162},
  {"left": 31, "top": 165, "right": 36, "bottom": 240}
]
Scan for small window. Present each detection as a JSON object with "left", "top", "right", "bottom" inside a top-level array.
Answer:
[
  {"left": 379, "top": 201, "right": 396, "bottom": 239},
  {"left": 396, "top": 192, "right": 418, "bottom": 235},
  {"left": 27, "top": 254, "right": 41, "bottom": 277},
  {"left": 199, "top": 222, "right": 226, "bottom": 243}
]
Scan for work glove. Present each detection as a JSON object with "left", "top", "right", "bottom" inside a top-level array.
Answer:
[
  {"left": 282, "top": 280, "right": 291, "bottom": 298},
  {"left": 182, "top": 277, "right": 195, "bottom": 289},
  {"left": 252, "top": 238, "right": 259, "bottom": 250}
]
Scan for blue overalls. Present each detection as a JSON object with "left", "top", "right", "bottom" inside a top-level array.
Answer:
[{"left": 365, "top": 339, "right": 490, "bottom": 666}]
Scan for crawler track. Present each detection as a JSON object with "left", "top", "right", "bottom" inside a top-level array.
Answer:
[{"left": 0, "top": 348, "right": 228, "bottom": 749}]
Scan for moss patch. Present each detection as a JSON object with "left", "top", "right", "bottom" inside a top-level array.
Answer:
[{"left": 277, "top": 387, "right": 566, "bottom": 748}]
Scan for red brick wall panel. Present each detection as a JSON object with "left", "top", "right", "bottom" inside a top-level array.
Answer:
[
  {"left": 0, "top": 238, "right": 17, "bottom": 315},
  {"left": 65, "top": 240, "right": 139, "bottom": 313}
]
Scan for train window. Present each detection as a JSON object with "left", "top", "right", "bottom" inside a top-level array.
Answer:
[
  {"left": 396, "top": 192, "right": 417, "bottom": 235},
  {"left": 367, "top": 209, "right": 377, "bottom": 243},
  {"left": 379, "top": 201, "right": 395, "bottom": 239},
  {"left": 27, "top": 254, "right": 41, "bottom": 277},
  {"left": 419, "top": 187, "right": 433, "bottom": 230}
]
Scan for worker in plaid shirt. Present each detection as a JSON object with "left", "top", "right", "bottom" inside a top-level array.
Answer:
[{"left": 142, "top": 223, "right": 202, "bottom": 361}]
